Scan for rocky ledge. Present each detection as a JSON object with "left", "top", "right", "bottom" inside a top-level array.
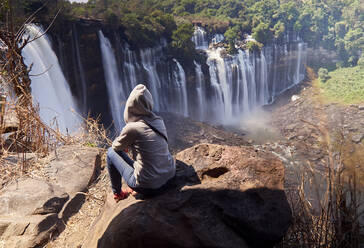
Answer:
[
  {"left": 84, "top": 143, "right": 291, "bottom": 248},
  {"left": 0, "top": 145, "right": 101, "bottom": 248}
]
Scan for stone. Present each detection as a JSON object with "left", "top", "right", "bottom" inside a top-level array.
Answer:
[
  {"left": 0, "top": 145, "right": 101, "bottom": 248},
  {"left": 352, "top": 133, "right": 364, "bottom": 143},
  {"left": 84, "top": 144, "right": 291, "bottom": 248},
  {"left": 358, "top": 105, "right": 364, "bottom": 110},
  {"left": 291, "top": 95, "right": 300, "bottom": 101}
]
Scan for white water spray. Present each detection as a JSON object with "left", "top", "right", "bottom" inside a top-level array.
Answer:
[
  {"left": 173, "top": 59, "right": 188, "bottom": 117},
  {"left": 22, "top": 24, "right": 80, "bottom": 133},
  {"left": 98, "top": 31, "right": 126, "bottom": 131}
]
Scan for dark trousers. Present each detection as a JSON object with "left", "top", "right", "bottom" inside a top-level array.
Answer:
[
  {"left": 106, "top": 147, "right": 136, "bottom": 194},
  {"left": 106, "top": 147, "right": 172, "bottom": 197}
]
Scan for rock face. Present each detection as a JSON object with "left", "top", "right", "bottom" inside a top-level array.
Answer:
[
  {"left": 84, "top": 144, "right": 291, "bottom": 248},
  {"left": 0, "top": 145, "right": 101, "bottom": 248}
]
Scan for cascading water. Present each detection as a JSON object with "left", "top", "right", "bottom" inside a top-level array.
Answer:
[
  {"left": 212, "top": 34, "right": 225, "bottom": 44},
  {"left": 98, "top": 31, "right": 126, "bottom": 131},
  {"left": 140, "top": 47, "right": 163, "bottom": 111},
  {"left": 205, "top": 47, "right": 271, "bottom": 123},
  {"left": 71, "top": 26, "right": 306, "bottom": 129},
  {"left": 258, "top": 51, "right": 269, "bottom": 105},
  {"left": 192, "top": 27, "right": 208, "bottom": 50},
  {"left": 194, "top": 61, "right": 206, "bottom": 121},
  {"left": 22, "top": 24, "right": 80, "bottom": 133},
  {"left": 72, "top": 25, "right": 87, "bottom": 113},
  {"left": 122, "top": 44, "right": 139, "bottom": 94},
  {"left": 172, "top": 59, "right": 188, "bottom": 117}
]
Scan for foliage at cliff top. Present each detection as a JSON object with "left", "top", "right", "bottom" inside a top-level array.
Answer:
[
  {"left": 2, "top": 0, "right": 363, "bottom": 66},
  {"left": 318, "top": 66, "right": 364, "bottom": 104}
]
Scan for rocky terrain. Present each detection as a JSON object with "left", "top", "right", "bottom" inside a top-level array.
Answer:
[
  {"left": 261, "top": 80, "right": 364, "bottom": 181},
  {"left": 1, "top": 78, "right": 363, "bottom": 247},
  {"left": 84, "top": 144, "right": 290, "bottom": 248},
  {"left": 0, "top": 145, "right": 101, "bottom": 247}
]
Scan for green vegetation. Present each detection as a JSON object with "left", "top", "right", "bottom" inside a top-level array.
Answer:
[
  {"left": 224, "top": 25, "right": 241, "bottom": 54},
  {"left": 170, "top": 22, "right": 196, "bottom": 61},
  {"left": 1, "top": 0, "right": 363, "bottom": 65},
  {"left": 318, "top": 67, "right": 330, "bottom": 82},
  {"left": 2, "top": 0, "right": 362, "bottom": 66},
  {"left": 246, "top": 40, "right": 263, "bottom": 52},
  {"left": 319, "top": 66, "right": 364, "bottom": 104}
]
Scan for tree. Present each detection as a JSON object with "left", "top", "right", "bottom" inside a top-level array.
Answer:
[
  {"left": 224, "top": 25, "right": 240, "bottom": 54},
  {"left": 272, "top": 21, "right": 285, "bottom": 39},
  {"left": 171, "top": 22, "right": 195, "bottom": 61},
  {"left": 252, "top": 22, "right": 272, "bottom": 44}
]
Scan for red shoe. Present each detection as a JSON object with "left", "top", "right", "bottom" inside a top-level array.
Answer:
[{"left": 113, "top": 190, "right": 129, "bottom": 202}]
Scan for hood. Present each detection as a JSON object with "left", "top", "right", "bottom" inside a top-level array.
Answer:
[{"left": 124, "top": 84, "right": 168, "bottom": 138}]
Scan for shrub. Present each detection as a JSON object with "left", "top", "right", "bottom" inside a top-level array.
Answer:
[
  {"left": 318, "top": 67, "right": 330, "bottom": 82},
  {"left": 246, "top": 40, "right": 263, "bottom": 52}
]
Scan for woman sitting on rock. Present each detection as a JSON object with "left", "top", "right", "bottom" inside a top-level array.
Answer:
[{"left": 106, "top": 84, "right": 176, "bottom": 202}]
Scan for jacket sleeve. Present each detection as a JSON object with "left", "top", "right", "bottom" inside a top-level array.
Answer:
[{"left": 112, "top": 125, "right": 136, "bottom": 151}]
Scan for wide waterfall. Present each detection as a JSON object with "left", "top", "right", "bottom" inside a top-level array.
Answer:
[
  {"left": 41, "top": 25, "right": 307, "bottom": 130},
  {"left": 94, "top": 27, "right": 307, "bottom": 128},
  {"left": 22, "top": 24, "right": 80, "bottom": 133},
  {"left": 192, "top": 27, "right": 306, "bottom": 123}
]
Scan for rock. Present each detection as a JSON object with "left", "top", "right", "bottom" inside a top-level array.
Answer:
[
  {"left": 358, "top": 105, "right": 364, "bottom": 110},
  {"left": 0, "top": 145, "right": 101, "bottom": 248},
  {"left": 285, "top": 123, "right": 297, "bottom": 131},
  {"left": 352, "top": 133, "right": 364, "bottom": 143},
  {"left": 291, "top": 95, "right": 300, "bottom": 101},
  {"left": 84, "top": 144, "right": 291, "bottom": 248}
]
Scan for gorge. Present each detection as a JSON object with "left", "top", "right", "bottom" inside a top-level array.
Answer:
[{"left": 24, "top": 22, "right": 307, "bottom": 132}]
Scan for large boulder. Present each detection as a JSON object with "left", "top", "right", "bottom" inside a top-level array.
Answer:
[
  {"left": 84, "top": 144, "right": 291, "bottom": 248},
  {"left": 0, "top": 145, "right": 101, "bottom": 248}
]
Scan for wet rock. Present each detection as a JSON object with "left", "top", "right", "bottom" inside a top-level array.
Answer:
[{"left": 84, "top": 144, "right": 291, "bottom": 248}]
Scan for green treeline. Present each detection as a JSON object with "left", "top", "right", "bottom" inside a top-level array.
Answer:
[{"left": 1, "top": 0, "right": 363, "bottom": 66}]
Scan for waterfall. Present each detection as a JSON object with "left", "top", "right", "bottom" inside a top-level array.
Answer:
[
  {"left": 205, "top": 47, "right": 271, "bottom": 123},
  {"left": 55, "top": 25, "right": 307, "bottom": 129},
  {"left": 194, "top": 61, "right": 206, "bottom": 121},
  {"left": 237, "top": 50, "right": 250, "bottom": 115},
  {"left": 140, "top": 47, "right": 163, "bottom": 111},
  {"left": 22, "top": 24, "right": 80, "bottom": 133},
  {"left": 122, "top": 44, "right": 138, "bottom": 93},
  {"left": 258, "top": 51, "right": 269, "bottom": 105},
  {"left": 98, "top": 31, "right": 126, "bottom": 131},
  {"left": 206, "top": 50, "right": 224, "bottom": 122},
  {"left": 212, "top": 34, "right": 224, "bottom": 44},
  {"left": 192, "top": 27, "right": 208, "bottom": 50},
  {"left": 172, "top": 59, "right": 188, "bottom": 117},
  {"left": 72, "top": 25, "right": 87, "bottom": 113}
]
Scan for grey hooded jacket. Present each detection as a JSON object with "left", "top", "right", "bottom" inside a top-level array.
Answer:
[{"left": 112, "top": 84, "right": 175, "bottom": 189}]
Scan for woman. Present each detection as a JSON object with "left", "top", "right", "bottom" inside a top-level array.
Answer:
[{"left": 106, "top": 84, "right": 175, "bottom": 202}]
